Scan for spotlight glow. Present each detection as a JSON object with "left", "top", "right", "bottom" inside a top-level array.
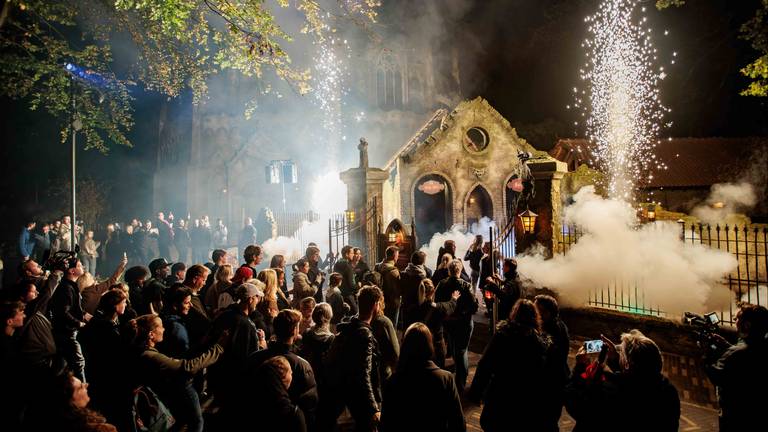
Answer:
[{"left": 577, "top": 0, "right": 670, "bottom": 201}]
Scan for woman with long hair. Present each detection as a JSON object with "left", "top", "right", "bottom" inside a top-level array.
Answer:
[
  {"left": 272, "top": 267, "right": 291, "bottom": 310},
  {"left": 133, "top": 314, "right": 227, "bottom": 432},
  {"left": 380, "top": 323, "right": 465, "bottom": 431},
  {"left": 270, "top": 254, "right": 289, "bottom": 295},
  {"left": 204, "top": 263, "right": 233, "bottom": 314},
  {"left": 468, "top": 299, "right": 549, "bottom": 431},
  {"left": 257, "top": 269, "right": 280, "bottom": 334},
  {"left": 430, "top": 253, "right": 453, "bottom": 287},
  {"left": 463, "top": 234, "right": 484, "bottom": 293}
]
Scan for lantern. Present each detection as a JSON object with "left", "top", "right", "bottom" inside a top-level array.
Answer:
[
  {"left": 518, "top": 208, "right": 538, "bottom": 234},
  {"left": 388, "top": 232, "right": 397, "bottom": 243},
  {"left": 345, "top": 209, "right": 356, "bottom": 224},
  {"left": 647, "top": 204, "right": 656, "bottom": 222}
]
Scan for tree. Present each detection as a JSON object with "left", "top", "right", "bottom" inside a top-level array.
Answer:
[
  {"left": 0, "top": 0, "right": 380, "bottom": 152},
  {"left": 657, "top": 0, "right": 768, "bottom": 96}
]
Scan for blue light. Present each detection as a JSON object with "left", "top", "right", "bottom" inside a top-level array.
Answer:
[
  {"left": 65, "top": 63, "right": 75, "bottom": 71},
  {"left": 63, "top": 62, "right": 108, "bottom": 87}
]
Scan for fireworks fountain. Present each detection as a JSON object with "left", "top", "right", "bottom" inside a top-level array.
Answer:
[{"left": 574, "top": 0, "right": 670, "bottom": 202}]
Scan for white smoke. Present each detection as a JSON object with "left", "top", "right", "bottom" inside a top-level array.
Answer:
[
  {"left": 310, "top": 172, "right": 347, "bottom": 216},
  {"left": 420, "top": 217, "right": 496, "bottom": 269},
  {"left": 691, "top": 182, "right": 757, "bottom": 224},
  {"left": 517, "top": 186, "right": 737, "bottom": 315},
  {"left": 262, "top": 219, "right": 330, "bottom": 262}
]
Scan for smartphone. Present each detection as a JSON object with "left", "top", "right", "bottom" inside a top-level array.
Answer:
[
  {"left": 584, "top": 339, "right": 604, "bottom": 354},
  {"left": 705, "top": 312, "right": 719, "bottom": 325}
]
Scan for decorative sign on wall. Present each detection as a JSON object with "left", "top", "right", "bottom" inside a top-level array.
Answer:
[{"left": 418, "top": 180, "right": 446, "bottom": 195}]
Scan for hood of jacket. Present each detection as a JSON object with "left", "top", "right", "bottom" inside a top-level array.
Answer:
[{"left": 404, "top": 263, "right": 427, "bottom": 279}]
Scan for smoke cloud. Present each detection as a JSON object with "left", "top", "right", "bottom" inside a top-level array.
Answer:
[
  {"left": 420, "top": 217, "right": 496, "bottom": 269},
  {"left": 691, "top": 182, "right": 757, "bottom": 224},
  {"left": 517, "top": 186, "right": 737, "bottom": 315}
]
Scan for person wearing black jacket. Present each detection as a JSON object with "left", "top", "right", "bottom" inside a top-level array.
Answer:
[
  {"left": 564, "top": 330, "right": 680, "bottom": 432},
  {"left": 435, "top": 260, "right": 478, "bottom": 391},
  {"left": 463, "top": 235, "right": 484, "bottom": 293},
  {"left": 320, "top": 286, "right": 383, "bottom": 432},
  {"left": 248, "top": 309, "right": 318, "bottom": 430},
  {"left": 413, "top": 279, "right": 458, "bottom": 368},
  {"left": 483, "top": 258, "right": 522, "bottom": 322},
  {"left": 380, "top": 322, "right": 465, "bottom": 432},
  {"left": 535, "top": 294, "right": 571, "bottom": 432},
  {"left": 48, "top": 258, "right": 89, "bottom": 381},
  {"left": 468, "top": 299, "right": 549, "bottom": 432},
  {"left": 253, "top": 356, "right": 307, "bottom": 432},
  {"left": 704, "top": 303, "right": 768, "bottom": 432},
  {"left": 332, "top": 245, "right": 358, "bottom": 316}
]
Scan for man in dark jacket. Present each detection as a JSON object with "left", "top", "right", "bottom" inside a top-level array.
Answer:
[
  {"left": 535, "top": 294, "right": 571, "bottom": 432},
  {"left": 320, "top": 286, "right": 383, "bottom": 432},
  {"left": 18, "top": 221, "right": 36, "bottom": 261},
  {"left": 375, "top": 246, "right": 401, "bottom": 328},
  {"left": 156, "top": 212, "right": 175, "bottom": 261},
  {"left": 400, "top": 251, "right": 429, "bottom": 328},
  {"left": 435, "top": 259, "right": 478, "bottom": 391},
  {"left": 142, "top": 258, "right": 170, "bottom": 315},
  {"left": 248, "top": 309, "right": 318, "bottom": 429},
  {"left": 48, "top": 258, "right": 89, "bottom": 381},
  {"left": 239, "top": 217, "right": 257, "bottom": 261},
  {"left": 332, "top": 245, "right": 358, "bottom": 316},
  {"left": 705, "top": 303, "right": 768, "bottom": 432}
]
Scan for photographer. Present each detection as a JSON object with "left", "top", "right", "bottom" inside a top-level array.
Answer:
[
  {"left": 704, "top": 303, "right": 768, "bottom": 432},
  {"left": 49, "top": 255, "right": 90, "bottom": 381}
]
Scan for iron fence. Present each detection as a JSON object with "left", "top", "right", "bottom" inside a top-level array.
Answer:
[{"left": 327, "top": 196, "right": 380, "bottom": 266}]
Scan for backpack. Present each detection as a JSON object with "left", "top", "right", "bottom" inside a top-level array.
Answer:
[{"left": 132, "top": 385, "right": 174, "bottom": 432}]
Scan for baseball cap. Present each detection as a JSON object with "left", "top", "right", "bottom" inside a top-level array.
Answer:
[{"left": 236, "top": 282, "right": 264, "bottom": 299}]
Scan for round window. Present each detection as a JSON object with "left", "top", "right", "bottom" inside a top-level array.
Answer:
[{"left": 463, "top": 127, "right": 489, "bottom": 152}]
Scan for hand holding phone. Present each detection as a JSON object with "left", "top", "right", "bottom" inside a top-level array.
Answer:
[{"left": 584, "top": 339, "right": 604, "bottom": 354}]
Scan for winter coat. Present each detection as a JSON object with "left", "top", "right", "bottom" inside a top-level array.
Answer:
[
  {"left": 400, "top": 263, "right": 428, "bottom": 327},
  {"left": 371, "top": 315, "right": 399, "bottom": 379},
  {"left": 468, "top": 321, "right": 549, "bottom": 432},
  {"left": 19, "top": 227, "right": 35, "bottom": 258},
  {"left": 381, "top": 361, "right": 466, "bottom": 432},
  {"left": 332, "top": 258, "right": 357, "bottom": 297},
  {"left": 435, "top": 276, "right": 478, "bottom": 325},
  {"left": 250, "top": 360, "right": 307, "bottom": 432},
  {"left": 292, "top": 272, "right": 317, "bottom": 308},
  {"left": 375, "top": 260, "right": 401, "bottom": 318},
  {"left": 49, "top": 278, "right": 86, "bottom": 332}
]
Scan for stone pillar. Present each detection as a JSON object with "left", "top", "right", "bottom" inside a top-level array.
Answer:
[{"left": 516, "top": 158, "right": 568, "bottom": 258}]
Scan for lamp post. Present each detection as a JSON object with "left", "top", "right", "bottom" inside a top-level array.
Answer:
[
  {"left": 518, "top": 208, "right": 538, "bottom": 234},
  {"left": 345, "top": 209, "right": 356, "bottom": 225}
]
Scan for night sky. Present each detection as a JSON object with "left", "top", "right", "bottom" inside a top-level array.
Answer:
[{"left": 1, "top": 0, "right": 766, "bottom": 245}]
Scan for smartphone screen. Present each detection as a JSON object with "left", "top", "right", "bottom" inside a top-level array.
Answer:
[
  {"left": 705, "top": 312, "right": 719, "bottom": 325},
  {"left": 584, "top": 339, "right": 604, "bottom": 354}
]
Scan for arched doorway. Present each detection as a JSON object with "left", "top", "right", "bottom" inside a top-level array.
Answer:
[
  {"left": 466, "top": 185, "right": 493, "bottom": 228},
  {"left": 414, "top": 174, "right": 452, "bottom": 246}
]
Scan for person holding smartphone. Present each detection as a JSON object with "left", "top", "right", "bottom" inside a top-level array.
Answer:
[{"left": 564, "top": 330, "right": 680, "bottom": 432}]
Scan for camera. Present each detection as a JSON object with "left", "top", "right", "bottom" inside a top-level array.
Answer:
[{"left": 683, "top": 311, "right": 724, "bottom": 353}]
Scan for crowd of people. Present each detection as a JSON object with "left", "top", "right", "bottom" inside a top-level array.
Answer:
[{"left": 3, "top": 214, "right": 768, "bottom": 432}]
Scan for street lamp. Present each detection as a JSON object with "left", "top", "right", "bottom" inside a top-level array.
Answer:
[
  {"left": 518, "top": 208, "right": 538, "bottom": 234},
  {"left": 388, "top": 232, "right": 397, "bottom": 243},
  {"left": 345, "top": 209, "right": 356, "bottom": 224}
]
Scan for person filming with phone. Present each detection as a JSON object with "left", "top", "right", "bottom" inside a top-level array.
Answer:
[
  {"left": 564, "top": 330, "right": 680, "bottom": 432},
  {"left": 704, "top": 303, "right": 768, "bottom": 432}
]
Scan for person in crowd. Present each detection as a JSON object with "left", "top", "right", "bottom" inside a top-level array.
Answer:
[
  {"left": 305, "top": 246, "right": 326, "bottom": 303},
  {"left": 31, "top": 223, "right": 52, "bottom": 263},
  {"left": 299, "top": 296, "right": 317, "bottom": 335},
  {"left": 270, "top": 254, "right": 289, "bottom": 294},
  {"left": 1, "top": 300, "right": 25, "bottom": 359},
  {"left": 300, "top": 303, "right": 335, "bottom": 389},
  {"left": 23, "top": 371, "right": 117, "bottom": 432},
  {"left": 479, "top": 244, "right": 501, "bottom": 317},
  {"left": 371, "top": 291, "right": 399, "bottom": 381},
  {"left": 380, "top": 322, "right": 465, "bottom": 432},
  {"left": 321, "top": 285, "right": 383, "bottom": 432},
  {"left": 400, "top": 251, "right": 429, "bottom": 328},
  {"left": 158, "top": 286, "right": 193, "bottom": 358},
  {"left": 190, "top": 219, "right": 210, "bottom": 264},
  {"left": 101, "top": 223, "right": 121, "bottom": 271},
  {"left": 17, "top": 268, "right": 61, "bottom": 373},
  {"left": 123, "top": 224, "right": 142, "bottom": 265},
  {"left": 182, "top": 264, "right": 212, "bottom": 350},
  {"left": 274, "top": 267, "right": 292, "bottom": 310},
  {"left": 0, "top": 300, "right": 25, "bottom": 429},
  {"left": 49, "top": 257, "right": 90, "bottom": 381},
  {"left": 248, "top": 309, "right": 318, "bottom": 428},
  {"left": 79, "top": 254, "right": 127, "bottom": 315},
  {"left": 166, "top": 261, "right": 187, "bottom": 286},
  {"left": 219, "top": 266, "right": 253, "bottom": 310},
  {"left": 202, "top": 249, "right": 228, "bottom": 296},
  {"left": 483, "top": 257, "right": 522, "bottom": 322},
  {"left": 207, "top": 283, "right": 266, "bottom": 421},
  {"left": 535, "top": 294, "right": 571, "bottom": 432},
  {"left": 325, "top": 273, "right": 348, "bottom": 325},
  {"left": 463, "top": 234, "right": 484, "bottom": 293},
  {"left": 257, "top": 269, "right": 280, "bottom": 336},
  {"left": 213, "top": 218, "right": 228, "bottom": 248},
  {"left": 142, "top": 220, "right": 159, "bottom": 260},
  {"left": 239, "top": 217, "right": 257, "bottom": 259},
  {"left": 50, "top": 219, "right": 62, "bottom": 253},
  {"left": 565, "top": 329, "right": 680, "bottom": 432},
  {"left": 252, "top": 356, "right": 307, "bottom": 432},
  {"left": 413, "top": 279, "right": 459, "bottom": 368},
  {"left": 352, "top": 247, "right": 370, "bottom": 288},
  {"left": 156, "top": 212, "right": 175, "bottom": 261},
  {"left": 435, "top": 239, "right": 456, "bottom": 269},
  {"left": 81, "top": 230, "right": 100, "bottom": 275},
  {"left": 241, "top": 244, "right": 263, "bottom": 275},
  {"left": 292, "top": 258, "right": 318, "bottom": 308},
  {"left": 375, "top": 246, "right": 402, "bottom": 328},
  {"left": 468, "top": 299, "right": 549, "bottom": 431},
  {"left": 125, "top": 265, "right": 150, "bottom": 315},
  {"left": 704, "top": 303, "right": 768, "bottom": 432},
  {"left": 142, "top": 258, "right": 170, "bottom": 315},
  {"left": 431, "top": 253, "right": 452, "bottom": 287},
  {"left": 204, "top": 263, "right": 233, "bottom": 314},
  {"left": 19, "top": 221, "right": 36, "bottom": 261},
  {"left": 79, "top": 289, "right": 132, "bottom": 430},
  {"left": 134, "top": 314, "right": 226, "bottom": 432},
  {"left": 332, "top": 245, "right": 358, "bottom": 316},
  {"left": 435, "top": 259, "right": 478, "bottom": 391},
  {"left": 174, "top": 218, "right": 191, "bottom": 264}
]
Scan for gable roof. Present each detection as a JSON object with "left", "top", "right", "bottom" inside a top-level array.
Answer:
[{"left": 549, "top": 137, "right": 768, "bottom": 188}]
